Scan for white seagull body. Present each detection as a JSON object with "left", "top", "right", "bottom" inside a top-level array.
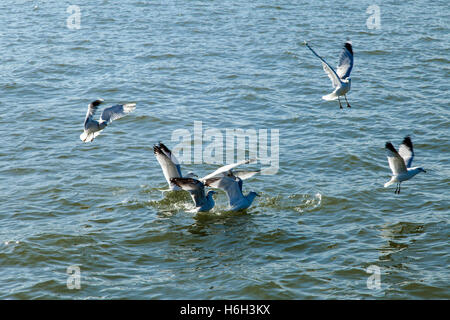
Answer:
[
  {"left": 305, "top": 41, "right": 354, "bottom": 108},
  {"left": 384, "top": 136, "right": 426, "bottom": 194},
  {"left": 204, "top": 171, "right": 259, "bottom": 211},
  {"left": 153, "top": 142, "right": 196, "bottom": 191},
  {"left": 80, "top": 99, "right": 136, "bottom": 142}
]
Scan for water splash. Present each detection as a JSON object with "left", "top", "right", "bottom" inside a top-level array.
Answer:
[{"left": 293, "top": 193, "right": 322, "bottom": 213}]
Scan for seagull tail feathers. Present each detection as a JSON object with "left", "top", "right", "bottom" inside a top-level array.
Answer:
[
  {"left": 80, "top": 131, "right": 97, "bottom": 143},
  {"left": 80, "top": 131, "right": 88, "bottom": 142},
  {"left": 322, "top": 92, "right": 338, "bottom": 101}
]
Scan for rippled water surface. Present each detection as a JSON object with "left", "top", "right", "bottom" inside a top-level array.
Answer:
[{"left": 0, "top": 0, "right": 449, "bottom": 299}]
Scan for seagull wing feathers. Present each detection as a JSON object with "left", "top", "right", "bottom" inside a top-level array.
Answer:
[
  {"left": 154, "top": 144, "right": 182, "bottom": 186},
  {"left": 305, "top": 42, "right": 342, "bottom": 88},
  {"left": 336, "top": 42, "right": 353, "bottom": 79},
  {"left": 205, "top": 176, "right": 244, "bottom": 207},
  {"left": 200, "top": 158, "right": 257, "bottom": 182},
  {"left": 398, "top": 136, "right": 414, "bottom": 168},
  {"left": 100, "top": 103, "right": 136, "bottom": 123},
  {"left": 386, "top": 142, "right": 408, "bottom": 175}
]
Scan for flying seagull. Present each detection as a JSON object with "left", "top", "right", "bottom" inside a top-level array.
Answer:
[
  {"left": 384, "top": 136, "right": 426, "bottom": 194},
  {"left": 171, "top": 177, "right": 216, "bottom": 212},
  {"left": 153, "top": 142, "right": 197, "bottom": 190},
  {"left": 80, "top": 99, "right": 136, "bottom": 142},
  {"left": 204, "top": 172, "right": 259, "bottom": 211},
  {"left": 304, "top": 41, "right": 353, "bottom": 109}
]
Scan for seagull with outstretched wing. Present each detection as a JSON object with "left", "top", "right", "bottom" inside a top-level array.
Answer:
[
  {"left": 384, "top": 136, "right": 426, "bottom": 194},
  {"left": 304, "top": 41, "right": 353, "bottom": 109},
  {"left": 201, "top": 164, "right": 260, "bottom": 211},
  {"left": 80, "top": 99, "right": 136, "bottom": 142},
  {"left": 204, "top": 174, "right": 259, "bottom": 211},
  {"left": 154, "top": 142, "right": 197, "bottom": 190},
  {"left": 199, "top": 158, "right": 257, "bottom": 182}
]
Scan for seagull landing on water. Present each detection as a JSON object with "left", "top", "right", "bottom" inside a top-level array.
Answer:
[
  {"left": 169, "top": 159, "right": 258, "bottom": 213},
  {"left": 304, "top": 41, "right": 353, "bottom": 109},
  {"left": 80, "top": 99, "right": 136, "bottom": 142},
  {"left": 170, "top": 178, "right": 217, "bottom": 213},
  {"left": 153, "top": 142, "right": 197, "bottom": 191},
  {"left": 384, "top": 136, "right": 426, "bottom": 194},
  {"left": 204, "top": 172, "right": 259, "bottom": 212}
]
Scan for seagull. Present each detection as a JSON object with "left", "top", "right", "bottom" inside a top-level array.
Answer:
[
  {"left": 169, "top": 158, "right": 258, "bottom": 212},
  {"left": 203, "top": 169, "right": 260, "bottom": 211},
  {"left": 384, "top": 136, "right": 426, "bottom": 194},
  {"left": 305, "top": 41, "right": 353, "bottom": 109},
  {"left": 170, "top": 177, "right": 216, "bottom": 212},
  {"left": 80, "top": 99, "right": 136, "bottom": 142},
  {"left": 153, "top": 142, "right": 197, "bottom": 190}
]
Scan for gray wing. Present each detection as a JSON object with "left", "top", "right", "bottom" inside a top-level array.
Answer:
[
  {"left": 171, "top": 178, "right": 206, "bottom": 207},
  {"left": 157, "top": 142, "right": 182, "bottom": 176},
  {"left": 84, "top": 99, "right": 104, "bottom": 128},
  {"left": 336, "top": 41, "right": 353, "bottom": 79},
  {"left": 100, "top": 103, "right": 136, "bottom": 123},
  {"left": 200, "top": 158, "right": 257, "bottom": 182},
  {"left": 305, "top": 42, "right": 342, "bottom": 88},
  {"left": 386, "top": 142, "right": 407, "bottom": 175},
  {"left": 154, "top": 143, "right": 182, "bottom": 187},
  {"left": 398, "top": 136, "right": 414, "bottom": 168},
  {"left": 233, "top": 170, "right": 260, "bottom": 181},
  {"left": 227, "top": 170, "right": 259, "bottom": 192},
  {"left": 205, "top": 176, "right": 244, "bottom": 207}
]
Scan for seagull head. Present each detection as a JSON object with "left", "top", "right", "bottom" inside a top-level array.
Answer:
[
  {"left": 207, "top": 190, "right": 217, "bottom": 198},
  {"left": 418, "top": 167, "right": 427, "bottom": 173},
  {"left": 90, "top": 99, "right": 104, "bottom": 107},
  {"left": 248, "top": 191, "right": 260, "bottom": 199}
]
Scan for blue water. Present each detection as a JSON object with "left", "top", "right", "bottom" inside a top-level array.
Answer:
[{"left": 0, "top": 0, "right": 448, "bottom": 299}]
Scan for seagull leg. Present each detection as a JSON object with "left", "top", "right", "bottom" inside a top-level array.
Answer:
[
  {"left": 338, "top": 97, "right": 343, "bottom": 109},
  {"left": 394, "top": 183, "right": 399, "bottom": 194},
  {"left": 345, "top": 95, "right": 351, "bottom": 108},
  {"left": 398, "top": 183, "right": 401, "bottom": 194}
]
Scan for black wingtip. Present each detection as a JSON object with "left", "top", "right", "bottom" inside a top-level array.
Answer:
[
  {"left": 158, "top": 142, "right": 171, "bottom": 154},
  {"left": 153, "top": 144, "right": 161, "bottom": 154},
  {"left": 385, "top": 142, "right": 397, "bottom": 153},
  {"left": 401, "top": 136, "right": 413, "bottom": 151},
  {"left": 344, "top": 42, "right": 353, "bottom": 55}
]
